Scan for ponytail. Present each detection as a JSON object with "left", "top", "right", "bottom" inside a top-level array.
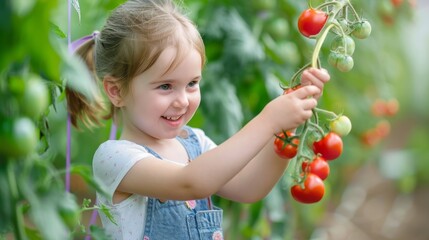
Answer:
[{"left": 66, "top": 33, "right": 107, "bottom": 129}]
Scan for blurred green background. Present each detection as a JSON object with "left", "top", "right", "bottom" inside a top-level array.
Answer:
[{"left": 1, "top": 0, "right": 429, "bottom": 239}]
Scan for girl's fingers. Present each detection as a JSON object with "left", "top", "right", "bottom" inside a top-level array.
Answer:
[
  {"left": 292, "top": 85, "right": 321, "bottom": 99},
  {"left": 308, "top": 68, "right": 330, "bottom": 83}
]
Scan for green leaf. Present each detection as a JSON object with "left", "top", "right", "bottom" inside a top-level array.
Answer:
[
  {"left": 69, "top": 165, "right": 109, "bottom": 198},
  {"left": 72, "top": 0, "right": 81, "bottom": 23},
  {"left": 99, "top": 204, "right": 117, "bottom": 226},
  {"left": 24, "top": 227, "right": 43, "bottom": 240},
  {"left": 58, "top": 44, "right": 98, "bottom": 102},
  {"left": 88, "top": 225, "right": 113, "bottom": 240},
  {"left": 50, "top": 22, "right": 66, "bottom": 39}
]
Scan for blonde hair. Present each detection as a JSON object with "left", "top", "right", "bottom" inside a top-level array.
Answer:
[{"left": 67, "top": 0, "right": 206, "bottom": 128}]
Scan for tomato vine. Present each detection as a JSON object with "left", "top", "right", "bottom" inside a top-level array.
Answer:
[{"left": 275, "top": 0, "right": 372, "bottom": 204}]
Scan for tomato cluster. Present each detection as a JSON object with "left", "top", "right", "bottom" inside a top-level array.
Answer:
[
  {"left": 0, "top": 74, "right": 49, "bottom": 160},
  {"left": 296, "top": 1, "right": 371, "bottom": 73},
  {"left": 273, "top": 114, "right": 347, "bottom": 204},
  {"left": 378, "top": 0, "right": 416, "bottom": 26},
  {"left": 360, "top": 98, "right": 399, "bottom": 147},
  {"left": 282, "top": 132, "right": 344, "bottom": 204},
  {"left": 371, "top": 98, "right": 399, "bottom": 117},
  {"left": 273, "top": 0, "right": 373, "bottom": 204}
]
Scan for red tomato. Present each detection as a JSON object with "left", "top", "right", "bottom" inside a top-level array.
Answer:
[
  {"left": 375, "top": 120, "right": 391, "bottom": 138},
  {"left": 302, "top": 156, "right": 330, "bottom": 180},
  {"left": 360, "top": 129, "right": 380, "bottom": 147},
  {"left": 290, "top": 173, "right": 325, "bottom": 204},
  {"left": 385, "top": 99, "right": 399, "bottom": 116},
  {"left": 391, "top": 0, "right": 403, "bottom": 7},
  {"left": 297, "top": 9, "right": 328, "bottom": 38},
  {"left": 283, "top": 84, "right": 302, "bottom": 95},
  {"left": 274, "top": 131, "right": 299, "bottom": 159},
  {"left": 313, "top": 132, "right": 343, "bottom": 160},
  {"left": 371, "top": 99, "right": 387, "bottom": 117}
]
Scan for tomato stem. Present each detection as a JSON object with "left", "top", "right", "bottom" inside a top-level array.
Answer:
[
  {"left": 308, "top": 121, "right": 325, "bottom": 137},
  {"left": 7, "top": 161, "right": 27, "bottom": 240},
  {"left": 315, "top": 1, "right": 343, "bottom": 10},
  {"left": 290, "top": 62, "right": 312, "bottom": 87},
  {"left": 346, "top": 1, "right": 361, "bottom": 22},
  {"left": 311, "top": 23, "right": 335, "bottom": 68},
  {"left": 314, "top": 107, "right": 338, "bottom": 119}
]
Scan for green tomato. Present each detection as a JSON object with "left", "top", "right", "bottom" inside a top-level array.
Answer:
[
  {"left": 328, "top": 52, "right": 354, "bottom": 72},
  {"left": 265, "top": 18, "right": 289, "bottom": 40},
  {"left": 0, "top": 117, "right": 38, "bottom": 158},
  {"left": 337, "top": 55, "right": 354, "bottom": 72},
  {"left": 277, "top": 41, "right": 300, "bottom": 65},
  {"left": 331, "top": 35, "right": 355, "bottom": 56},
  {"left": 252, "top": 0, "right": 276, "bottom": 11},
  {"left": 352, "top": 20, "right": 372, "bottom": 39},
  {"left": 328, "top": 51, "right": 341, "bottom": 68},
  {"left": 330, "top": 115, "right": 352, "bottom": 136},
  {"left": 20, "top": 75, "right": 49, "bottom": 119}
]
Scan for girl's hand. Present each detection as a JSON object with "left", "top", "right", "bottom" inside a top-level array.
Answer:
[
  {"left": 300, "top": 68, "right": 330, "bottom": 100},
  {"left": 263, "top": 85, "right": 320, "bottom": 134}
]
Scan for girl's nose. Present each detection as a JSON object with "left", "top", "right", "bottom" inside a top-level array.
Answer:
[{"left": 173, "top": 90, "right": 189, "bottom": 108}]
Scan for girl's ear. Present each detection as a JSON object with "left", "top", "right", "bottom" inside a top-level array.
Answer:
[{"left": 103, "top": 76, "right": 124, "bottom": 107}]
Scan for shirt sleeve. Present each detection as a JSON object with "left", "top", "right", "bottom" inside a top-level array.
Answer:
[
  {"left": 92, "top": 140, "right": 151, "bottom": 204},
  {"left": 191, "top": 127, "right": 217, "bottom": 153}
]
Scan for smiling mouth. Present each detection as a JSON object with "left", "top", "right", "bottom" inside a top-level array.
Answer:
[{"left": 162, "top": 115, "right": 182, "bottom": 121}]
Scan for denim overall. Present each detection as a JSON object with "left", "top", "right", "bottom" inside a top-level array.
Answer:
[{"left": 142, "top": 127, "right": 224, "bottom": 240}]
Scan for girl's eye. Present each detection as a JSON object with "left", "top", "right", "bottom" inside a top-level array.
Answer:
[
  {"left": 158, "top": 84, "right": 172, "bottom": 90},
  {"left": 188, "top": 81, "right": 199, "bottom": 88}
]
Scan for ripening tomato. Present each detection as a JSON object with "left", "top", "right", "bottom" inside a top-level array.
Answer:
[
  {"left": 313, "top": 132, "right": 343, "bottom": 160},
  {"left": 297, "top": 9, "right": 328, "bottom": 38},
  {"left": 290, "top": 173, "right": 325, "bottom": 204},
  {"left": 329, "top": 115, "right": 352, "bottom": 136},
  {"left": 302, "top": 156, "right": 330, "bottom": 180},
  {"left": 274, "top": 131, "right": 299, "bottom": 159}
]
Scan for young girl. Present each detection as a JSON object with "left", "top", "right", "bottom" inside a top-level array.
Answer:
[{"left": 68, "top": 0, "right": 330, "bottom": 239}]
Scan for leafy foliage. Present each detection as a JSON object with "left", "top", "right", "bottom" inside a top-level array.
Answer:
[{"left": 0, "top": 0, "right": 426, "bottom": 239}]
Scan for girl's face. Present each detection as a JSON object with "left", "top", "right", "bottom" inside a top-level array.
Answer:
[{"left": 121, "top": 47, "right": 202, "bottom": 142}]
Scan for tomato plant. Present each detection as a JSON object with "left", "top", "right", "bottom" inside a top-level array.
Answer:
[
  {"left": 297, "top": 9, "right": 328, "bottom": 38},
  {"left": 274, "top": 131, "right": 299, "bottom": 159},
  {"left": 290, "top": 173, "right": 325, "bottom": 204},
  {"left": 302, "top": 156, "right": 330, "bottom": 180},
  {"left": 329, "top": 115, "right": 352, "bottom": 136},
  {"left": 313, "top": 132, "right": 343, "bottom": 160}
]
